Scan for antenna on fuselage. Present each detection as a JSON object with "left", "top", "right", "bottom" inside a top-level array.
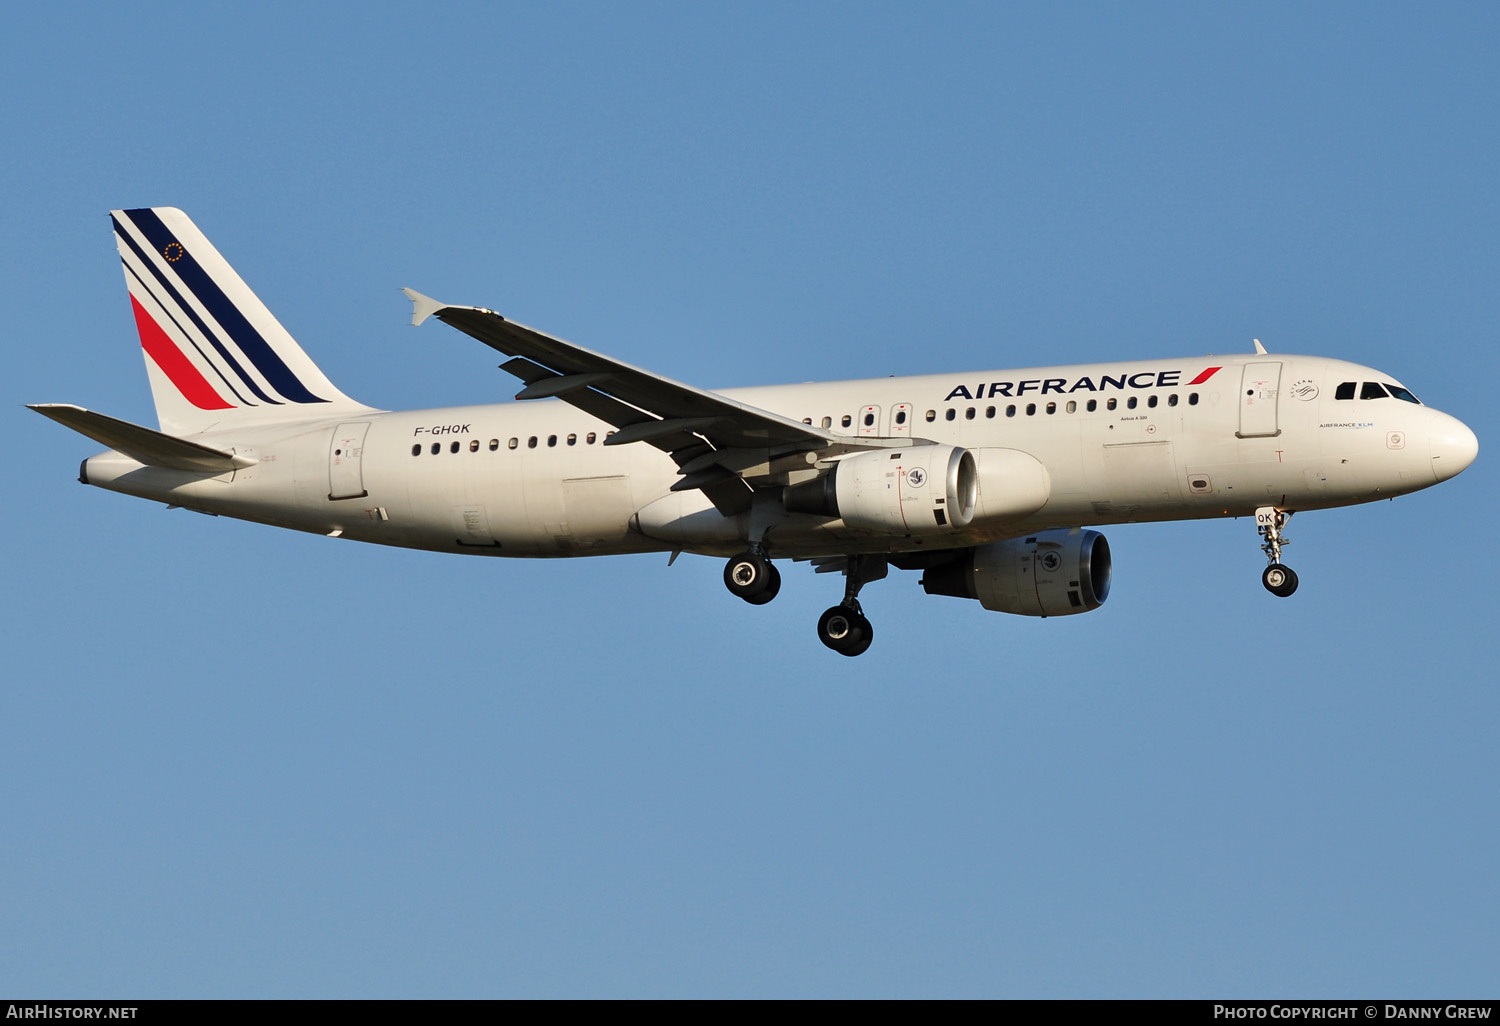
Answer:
[{"left": 1253, "top": 338, "right": 1268, "bottom": 354}]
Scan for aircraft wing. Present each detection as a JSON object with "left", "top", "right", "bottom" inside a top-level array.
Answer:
[{"left": 403, "top": 289, "right": 853, "bottom": 513}]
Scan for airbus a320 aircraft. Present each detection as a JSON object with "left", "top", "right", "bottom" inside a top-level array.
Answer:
[{"left": 33, "top": 208, "right": 1479, "bottom": 655}]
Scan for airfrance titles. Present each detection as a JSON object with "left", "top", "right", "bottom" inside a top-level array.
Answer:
[{"left": 943, "top": 367, "right": 1221, "bottom": 403}]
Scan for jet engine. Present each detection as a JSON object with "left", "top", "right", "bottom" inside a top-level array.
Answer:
[
  {"left": 920, "top": 528, "right": 1111, "bottom": 616},
  {"left": 784, "top": 444, "right": 976, "bottom": 534}
]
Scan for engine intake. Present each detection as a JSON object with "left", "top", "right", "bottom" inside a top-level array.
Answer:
[{"left": 920, "top": 529, "right": 1111, "bottom": 616}]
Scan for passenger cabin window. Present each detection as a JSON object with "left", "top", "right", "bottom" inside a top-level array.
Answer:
[
  {"left": 1147, "top": 395, "right": 1158, "bottom": 408},
  {"left": 431, "top": 442, "right": 440, "bottom": 455},
  {"left": 411, "top": 444, "right": 421, "bottom": 457},
  {"left": 896, "top": 410, "right": 907, "bottom": 425},
  {"left": 1006, "top": 405, "right": 1016, "bottom": 418},
  {"left": 547, "top": 435, "right": 558, "bottom": 447},
  {"left": 945, "top": 409, "right": 956, "bottom": 421},
  {"left": 1361, "top": 382, "right": 1389, "bottom": 400},
  {"left": 450, "top": 441, "right": 460, "bottom": 454},
  {"left": 1107, "top": 398, "right": 1117, "bottom": 411},
  {"left": 985, "top": 406, "right": 996, "bottom": 418},
  {"left": 1087, "top": 399, "right": 1097, "bottom": 412},
  {"left": 844, "top": 415, "right": 855, "bottom": 427},
  {"left": 1335, "top": 382, "right": 1357, "bottom": 400},
  {"left": 1026, "top": 403, "right": 1036, "bottom": 416},
  {"left": 1167, "top": 394, "right": 1178, "bottom": 407},
  {"left": 489, "top": 439, "right": 500, "bottom": 451},
  {"left": 587, "top": 432, "right": 597, "bottom": 444},
  {"left": 1126, "top": 397, "right": 1138, "bottom": 410},
  {"left": 567, "top": 433, "right": 577, "bottom": 446},
  {"left": 1188, "top": 393, "right": 1199, "bottom": 405},
  {"left": 965, "top": 407, "right": 975, "bottom": 420},
  {"left": 527, "top": 436, "right": 538, "bottom": 448},
  {"left": 469, "top": 440, "right": 480, "bottom": 452},
  {"left": 508, "top": 437, "right": 519, "bottom": 449},
  {"left": 924, "top": 411, "right": 935, "bottom": 423},
  {"left": 822, "top": 416, "right": 832, "bottom": 428},
  {"left": 1066, "top": 400, "right": 1076, "bottom": 413},
  {"left": 864, "top": 412, "right": 876, "bottom": 427}
]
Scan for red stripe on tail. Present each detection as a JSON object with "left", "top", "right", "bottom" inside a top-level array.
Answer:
[{"left": 130, "top": 295, "right": 234, "bottom": 411}]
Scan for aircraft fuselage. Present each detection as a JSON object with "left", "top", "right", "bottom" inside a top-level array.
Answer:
[{"left": 80, "top": 351, "right": 1474, "bottom": 559}]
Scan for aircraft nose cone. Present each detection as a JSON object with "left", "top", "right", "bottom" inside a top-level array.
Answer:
[{"left": 1429, "top": 412, "right": 1478, "bottom": 482}]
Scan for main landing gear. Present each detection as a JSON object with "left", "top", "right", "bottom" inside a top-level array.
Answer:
[
  {"left": 719, "top": 550, "right": 886, "bottom": 656},
  {"left": 815, "top": 555, "right": 887, "bottom": 657},
  {"left": 724, "top": 548, "right": 781, "bottom": 605},
  {"left": 1256, "top": 506, "right": 1299, "bottom": 598}
]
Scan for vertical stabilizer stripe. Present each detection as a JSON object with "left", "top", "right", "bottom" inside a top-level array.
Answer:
[
  {"left": 122, "top": 259, "right": 253, "bottom": 406},
  {"left": 113, "top": 215, "right": 280, "bottom": 405},
  {"left": 130, "top": 295, "right": 234, "bottom": 411},
  {"left": 123, "top": 209, "right": 327, "bottom": 404}
]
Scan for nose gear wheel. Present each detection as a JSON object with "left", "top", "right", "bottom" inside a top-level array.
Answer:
[{"left": 1256, "top": 507, "right": 1298, "bottom": 597}]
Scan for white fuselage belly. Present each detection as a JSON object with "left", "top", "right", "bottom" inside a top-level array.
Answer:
[{"left": 82, "top": 353, "right": 1455, "bottom": 559}]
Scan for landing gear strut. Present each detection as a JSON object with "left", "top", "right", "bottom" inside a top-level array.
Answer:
[
  {"left": 1256, "top": 506, "right": 1298, "bottom": 598},
  {"left": 724, "top": 548, "right": 781, "bottom": 605},
  {"left": 816, "top": 555, "right": 887, "bottom": 657}
]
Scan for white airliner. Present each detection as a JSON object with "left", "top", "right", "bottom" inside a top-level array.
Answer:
[{"left": 32, "top": 208, "right": 1479, "bottom": 655}]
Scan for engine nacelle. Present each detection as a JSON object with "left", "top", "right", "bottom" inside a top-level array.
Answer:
[
  {"left": 785, "top": 444, "right": 976, "bottom": 535},
  {"left": 920, "top": 528, "right": 1111, "bottom": 616}
]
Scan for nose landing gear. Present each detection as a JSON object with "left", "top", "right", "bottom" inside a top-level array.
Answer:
[{"left": 1256, "top": 506, "right": 1298, "bottom": 597}]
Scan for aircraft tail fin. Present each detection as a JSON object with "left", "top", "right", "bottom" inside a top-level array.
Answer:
[{"left": 111, "top": 207, "right": 373, "bottom": 436}]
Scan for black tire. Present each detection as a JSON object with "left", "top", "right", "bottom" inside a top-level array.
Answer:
[
  {"left": 843, "top": 614, "right": 874, "bottom": 657},
  {"left": 817, "top": 605, "right": 871, "bottom": 655},
  {"left": 724, "top": 551, "right": 772, "bottom": 601},
  {"left": 744, "top": 562, "right": 781, "bottom": 605},
  {"left": 1262, "top": 563, "right": 1299, "bottom": 598}
]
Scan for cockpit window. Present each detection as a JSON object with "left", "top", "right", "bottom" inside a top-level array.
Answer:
[
  {"left": 1335, "top": 382, "right": 1356, "bottom": 400},
  {"left": 1385, "top": 383, "right": 1421, "bottom": 404},
  {"left": 1360, "top": 381, "right": 1389, "bottom": 400}
]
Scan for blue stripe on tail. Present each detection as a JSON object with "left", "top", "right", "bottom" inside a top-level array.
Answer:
[
  {"left": 120, "top": 257, "right": 256, "bottom": 407},
  {"left": 122, "top": 208, "right": 327, "bottom": 405},
  {"left": 113, "top": 214, "right": 278, "bottom": 406}
]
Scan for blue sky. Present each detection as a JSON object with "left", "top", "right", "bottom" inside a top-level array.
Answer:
[{"left": 4, "top": 2, "right": 1496, "bottom": 997}]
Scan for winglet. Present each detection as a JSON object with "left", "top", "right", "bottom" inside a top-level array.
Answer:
[
  {"left": 402, "top": 288, "right": 447, "bottom": 327},
  {"left": 1253, "top": 338, "right": 1268, "bottom": 355}
]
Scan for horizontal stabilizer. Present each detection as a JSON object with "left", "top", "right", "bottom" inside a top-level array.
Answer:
[{"left": 28, "top": 404, "right": 255, "bottom": 472}]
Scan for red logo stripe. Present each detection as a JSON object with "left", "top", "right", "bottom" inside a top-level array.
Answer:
[
  {"left": 129, "top": 295, "right": 234, "bottom": 410},
  {"left": 1187, "top": 366, "right": 1222, "bottom": 386}
]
